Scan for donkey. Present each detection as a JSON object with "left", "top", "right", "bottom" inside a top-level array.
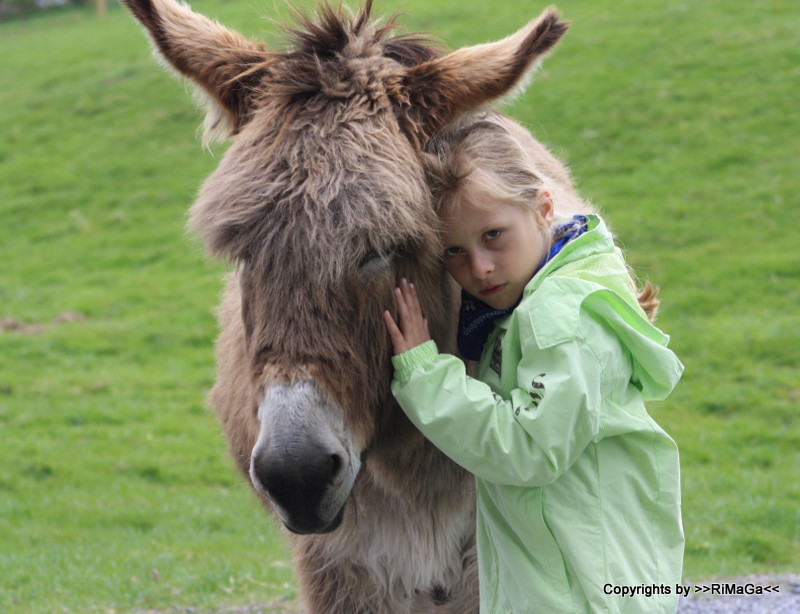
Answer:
[{"left": 122, "top": 0, "right": 587, "bottom": 610}]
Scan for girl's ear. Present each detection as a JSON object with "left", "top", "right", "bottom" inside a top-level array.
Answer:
[{"left": 538, "top": 191, "right": 555, "bottom": 226}]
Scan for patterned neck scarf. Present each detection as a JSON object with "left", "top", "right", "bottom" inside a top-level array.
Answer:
[{"left": 457, "top": 215, "right": 588, "bottom": 361}]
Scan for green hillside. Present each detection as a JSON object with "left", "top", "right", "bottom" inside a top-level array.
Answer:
[{"left": 1, "top": 0, "right": 797, "bottom": 611}]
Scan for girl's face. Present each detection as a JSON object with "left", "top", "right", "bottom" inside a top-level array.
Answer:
[{"left": 442, "top": 190, "right": 554, "bottom": 310}]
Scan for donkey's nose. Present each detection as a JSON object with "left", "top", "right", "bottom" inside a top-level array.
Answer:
[{"left": 251, "top": 441, "right": 346, "bottom": 534}]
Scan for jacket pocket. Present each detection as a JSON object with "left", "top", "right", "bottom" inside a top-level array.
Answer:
[{"left": 494, "top": 486, "right": 574, "bottom": 612}]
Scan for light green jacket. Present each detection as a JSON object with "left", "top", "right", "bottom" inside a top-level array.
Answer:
[{"left": 391, "top": 215, "right": 684, "bottom": 613}]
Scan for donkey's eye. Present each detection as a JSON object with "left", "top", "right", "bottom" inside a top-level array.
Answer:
[
  {"left": 359, "top": 250, "right": 381, "bottom": 268},
  {"left": 358, "top": 244, "right": 408, "bottom": 271}
]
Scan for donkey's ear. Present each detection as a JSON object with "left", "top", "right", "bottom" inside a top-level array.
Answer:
[
  {"left": 405, "top": 8, "right": 568, "bottom": 137},
  {"left": 123, "top": 0, "right": 272, "bottom": 142}
]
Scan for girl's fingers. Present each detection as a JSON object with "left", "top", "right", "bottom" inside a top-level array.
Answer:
[
  {"left": 393, "top": 287, "right": 408, "bottom": 327},
  {"left": 385, "top": 279, "right": 430, "bottom": 355},
  {"left": 382, "top": 312, "right": 393, "bottom": 338},
  {"left": 397, "top": 279, "right": 419, "bottom": 318},
  {"left": 394, "top": 282, "right": 412, "bottom": 320},
  {"left": 408, "top": 280, "right": 418, "bottom": 301},
  {"left": 383, "top": 309, "right": 398, "bottom": 335},
  {"left": 383, "top": 310, "right": 404, "bottom": 352}
]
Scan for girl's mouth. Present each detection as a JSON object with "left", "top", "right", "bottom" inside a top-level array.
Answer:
[{"left": 480, "top": 284, "right": 506, "bottom": 297}]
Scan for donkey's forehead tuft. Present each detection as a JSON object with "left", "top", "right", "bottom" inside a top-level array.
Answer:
[
  {"left": 260, "top": 2, "right": 439, "bottom": 98},
  {"left": 281, "top": 1, "right": 431, "bottom": 61}
]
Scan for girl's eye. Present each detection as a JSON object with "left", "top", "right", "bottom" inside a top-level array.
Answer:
[
  {"left": 444, "top": 246, "right": 462, "bottom": 258},
  {"left": 485, "top": 229, "right": 502, "bottom": 241}
]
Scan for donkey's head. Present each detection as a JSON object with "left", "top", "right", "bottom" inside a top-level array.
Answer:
[{"left": 124, "top": 0, "right": 568, "bottom": 534}]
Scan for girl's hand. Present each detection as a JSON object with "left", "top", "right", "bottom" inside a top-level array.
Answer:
[{"left": 383, "top": 279, "right": 431, "bottom": 355}]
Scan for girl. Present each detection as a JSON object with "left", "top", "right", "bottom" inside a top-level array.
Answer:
[{"left": 383, "top": 121, "right": 684, "bottom": 613}]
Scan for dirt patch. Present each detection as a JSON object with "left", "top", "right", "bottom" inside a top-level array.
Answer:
[
  {"left": 136, "top": 602, "right": 299, "bottom": 614},
  {"left": 0, "top": 311, "right": 86, "bottom": 335}
]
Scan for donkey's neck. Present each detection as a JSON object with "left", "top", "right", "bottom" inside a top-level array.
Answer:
[{"left": 364, "top": 410, "right": 471, "bottom": 505}]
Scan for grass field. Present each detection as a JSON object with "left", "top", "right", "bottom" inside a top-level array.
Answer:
[{"left": 1, "top": 0, "right": 798, "bottom": 611}]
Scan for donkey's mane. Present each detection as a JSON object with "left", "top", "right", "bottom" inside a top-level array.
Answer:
[
  {"left": 240, "top": 1, "right": 442, "bottom": 102},
  {"left": 283, "top": 1, "right": 441, "bottom": 64}
]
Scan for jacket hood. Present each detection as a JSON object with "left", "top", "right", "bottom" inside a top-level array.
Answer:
[{"left": 525, "top": 215, "right": 683, "bottom": 400}]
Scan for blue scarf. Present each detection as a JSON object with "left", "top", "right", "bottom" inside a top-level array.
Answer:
[{"left": 457, "top": 215, "right": 588, "bottom": 361}]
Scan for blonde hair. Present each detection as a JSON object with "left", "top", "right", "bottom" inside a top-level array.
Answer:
[
  {"left": 427, "top": 118, "right": 662, "bottom": 322},
  {"left": 427, "top": 119, "right": 554, "bottom": 219}
]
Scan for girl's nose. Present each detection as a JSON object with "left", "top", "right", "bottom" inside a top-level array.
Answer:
[{"left": 469, "top": 251, "right": 494, "bottom": 279}]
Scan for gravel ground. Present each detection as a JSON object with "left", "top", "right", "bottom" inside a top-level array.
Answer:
[
  {"left": 139, "top": 575, "right": 800, "bottom": 613},
  {"left": 677, "top": 575, "right": 800, "bottom": 614}
]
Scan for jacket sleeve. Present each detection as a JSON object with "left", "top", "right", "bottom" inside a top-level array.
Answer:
[{"left": 391, "top": 316, "right": 607, "bottom": 487}]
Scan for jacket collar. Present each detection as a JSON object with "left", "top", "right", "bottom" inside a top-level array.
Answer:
[{"left": 456, "top": 215, "right": 590, "bottom": 360}]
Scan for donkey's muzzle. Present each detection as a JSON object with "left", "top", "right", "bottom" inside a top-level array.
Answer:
[
  {"left": 250, "top": 380, "right": 361, "bottom": 535},
  {"left": 251, "top": 442, "right": 346, "bottom": 534}
]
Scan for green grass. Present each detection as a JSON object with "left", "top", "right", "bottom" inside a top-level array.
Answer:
[{"left": 1, "top": 0, "right": 798, "bottom": 611}]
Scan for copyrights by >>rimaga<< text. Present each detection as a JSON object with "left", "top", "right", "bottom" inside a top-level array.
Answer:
[{"left": 604, "top": 582, "right": 782, "bottom": 598}]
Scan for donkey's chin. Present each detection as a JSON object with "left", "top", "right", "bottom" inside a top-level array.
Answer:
[
  {"left": 258, "top": 480, "right": 349, "bottom": 535},
  {"left": 283, "top": 506, "right": 345, "bottom": 535}
]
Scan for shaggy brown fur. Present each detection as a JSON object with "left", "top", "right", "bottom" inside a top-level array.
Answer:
[{"left": 121, "top": 1, "right": 651, "bottom": 611}]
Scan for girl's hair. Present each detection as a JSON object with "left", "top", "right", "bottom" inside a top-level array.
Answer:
[
  {"left": 427, "top": 118, "right": 662, "bottom": 322},
  {"left": 427, "top": 119, "right": 553, "bottom": 217}
]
